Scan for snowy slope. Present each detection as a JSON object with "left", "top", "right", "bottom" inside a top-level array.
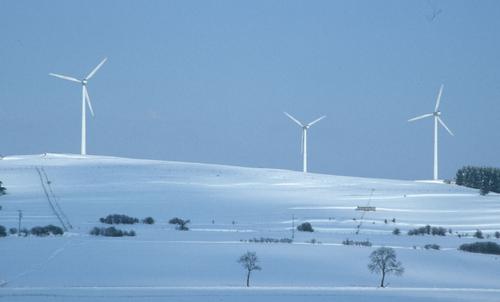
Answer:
[{"left": 0, "top": 154, "right": 499, "bottom": 301}]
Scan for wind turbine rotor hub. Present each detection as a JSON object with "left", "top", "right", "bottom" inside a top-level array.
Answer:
[
  {"left": 82, "top": 79, "right": 88, "bottom": 85},
  {"left": 434, "top": 111, "right": 441, "bottom": 116}
]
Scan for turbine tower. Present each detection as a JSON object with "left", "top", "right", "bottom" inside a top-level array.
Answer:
[
  {"left": 49, "top": 58, "right": 107, "bottom": 155},
  {"left": 284, "top": 112, "right": 326, "bottom": 173},
  {"left": 408, "top": 84, "right": 454, "bottom": 181}
]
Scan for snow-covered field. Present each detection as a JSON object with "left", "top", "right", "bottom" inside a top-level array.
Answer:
[{"left": 0, "top": 154, "right": 499, "bottom": 301}]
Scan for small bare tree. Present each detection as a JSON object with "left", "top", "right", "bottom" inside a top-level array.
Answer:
[
  {"left": 368, "top": 247, "right": 404, "bottom": 287},
  {"left": 237, "top": 251, "right": 261, "bottom": 287}
]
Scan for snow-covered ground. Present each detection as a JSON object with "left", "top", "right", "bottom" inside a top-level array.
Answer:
[{"left": 0, "top": 154, "right": 499, "bottom": 301}]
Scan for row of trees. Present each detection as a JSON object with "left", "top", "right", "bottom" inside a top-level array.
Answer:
[
  {"left": 456, "top": 166, "right": 500, "bottom": 194},
  {"left": 238, "top": 247, "right": 403, "bottom": 288}
]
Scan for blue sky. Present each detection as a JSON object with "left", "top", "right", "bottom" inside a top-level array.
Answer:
[{"left": 0, "top": 0, "right": 499, "bottom": 180}]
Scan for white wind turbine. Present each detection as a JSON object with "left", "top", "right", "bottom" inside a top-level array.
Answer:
[
  {"left": 284, "top": 112, "right": 326, "bottom": 173},
  {"left": 49, "top": 58, "right": 107, "bottom": 155},
  {"left": 408, "top": 84, "right": 454, "bottom": 181}
]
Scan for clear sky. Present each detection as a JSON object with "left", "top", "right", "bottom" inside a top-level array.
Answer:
[{"left": 0, "top": 0, "right": 498, "bottom": 180}]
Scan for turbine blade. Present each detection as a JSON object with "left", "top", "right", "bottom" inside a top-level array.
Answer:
[
  {"left": 438, "top": 117, "right": 454, "bottom": 136},
  {"left": 84, "top": 86, "right": 95, "bottom": 117},
  {"left": 86, "top": 57, "right": 107, "bottom": 80},
  {"left": 307, "top": 115, "right": 326, "bottom": 127},
  {"left": 49, "top": 73, "right": 81, "bottom": 83},
  {"left": 408, "top": 113, "right": 433, "bottom": 122},
  {"left": 284, "top": 112, "right": 304, "bottom": 127},
  {"left": 435, "top": 84, "right": 444, "bottom": 112}
]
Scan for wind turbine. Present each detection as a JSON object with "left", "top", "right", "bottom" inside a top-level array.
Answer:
[
  {"left": 49, "top": 58, "right": 107, "bottom": 155},
  {"left": 284, "top": 112, "right": 326, "bottom": 173},
  {"left": 408, "top": 84, "right": 454, "bottom": 181}
]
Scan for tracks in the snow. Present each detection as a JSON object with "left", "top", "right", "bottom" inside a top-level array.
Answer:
[{"left": 35, "top": 167, "right": 72, "bottom": 231}]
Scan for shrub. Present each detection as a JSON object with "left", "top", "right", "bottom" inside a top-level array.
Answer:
[
  {"left": 495, "top": 231, "right": 500, "bottom": 239},
  {"left": 308, "top": 238, "right": 321, "bottom": 244},
  {"left": 90, "top": 226, "right": 136, "bottom": 237},
  {"left": 393, "top": 228, "right": 401, "bottom": 235},
  {"left": 9, "top": 228, "right": 17, "bottom": 235},
  {"left": 169, "top": 217, "right": 190, "bottom": 231},
  {"left": 19, "top": 228, "right": 29, "bottom": 237},
  {"left": 47, "top": 225, "right": 64, "bottom": 235},
  {"left": 424, "top": 244, "right": 440, "bottom": 250},
  {"left": 0, "top": 225, "right": 6, "bottom": 237},
  {"left": 431, "top": 227, "right": 446, "bottom": 236},
  {"left": 459, "top": 242, "right": 500, "bottom": 255},
  {"left": 408, "top": 225, "right": 431, "bottom": 236},
  {"left": 100, "top": 214, "right": 139, "bottom": 225},
  {"left": 142, "top": 217, "right": 155, "bottom": 224},
  {"left": 342, "top": 238, "right": 372, "bottom": 247},
  {"left": 0, "top": 181, "right": 6, "bottom": 195},
  {"left": 90, "top": 227, "right": 101, "bottom": 236},
  {"left": 297, "top": 222, "right": 314, "bottom": 232},
  {"left": 246, "top": 237, "right": 293, "bottom": 244},
  {"left": 408, "top": 225, "right": 446, "bottom": 236},
  {"left": 480, "top": 187, "right": 490, "bottom": 196},
  {"left": 30, "top": 225, "right": 64, "bottom": 236},
  {"left": 474, "top": 229, "right": 484, "bottom": 239}
]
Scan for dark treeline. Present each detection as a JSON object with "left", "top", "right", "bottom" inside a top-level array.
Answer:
[{"left": 456, "top": 166, "right": 500, "bottom": 194}]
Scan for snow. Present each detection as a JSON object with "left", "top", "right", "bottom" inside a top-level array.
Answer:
[{"left": 0, "top": 153, "right": 499, "bottom": 301}]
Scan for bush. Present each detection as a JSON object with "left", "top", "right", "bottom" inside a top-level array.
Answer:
[
  {"left": 297, "top": 222, "right": 314, "bottom": 232},
  {"left": 431, "top": 227, "right": 447, "bottom": 236},
  {"left": 0, "top": 225, "right": 6, "bottom": 237},
  {"left": 459, "top": 242, "right": 500, "bottom": 255},
  {"left": 342, "top": 238, "right": 372, "bottom": 247},
  {"left": 0, "top": 181, "right": 6, "bottom": 195},
  {"left": 9, "top": 228, "right": 17, "bottom": 235},
  {"left": 90, "top": 226, "right": 136, "bottom": 237},
  {"left": 30, "top": 225, "right": 64, "bottom": 237},
  {"left": 424, "top": 244, "right": 440, "bottom": 250},
  {"left": 408, "top": 225, "right": 446, "bottom": 236},
  {"left": 480, "top": 187, "right": 490, "bottom": 196},
  {"left": 142, "top": 217, "right": 155, "bottom": 224},
  {"left": 393, "top": 228, "right": 401, "bottom": 235},
  {"left": 245, "top": 237, "right": 293, "bottom": 244},
  {"left": 100, "top": 214, "right": 139, "bottom": 225},
  {"left": 308, "top": 238, "right": 321, "bottom": 244},
  {"left": 495, "top": 231, "right": 500, "bottom": 239},
  {"left": 474, "top": 230, "right": 484, "bottom": 239},
  {"left": 169, "top": 217, "right": 190, "bottom": 230}
]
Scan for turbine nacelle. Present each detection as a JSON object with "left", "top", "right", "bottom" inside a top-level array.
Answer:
[{"left": 434, "top": 111, "right": 441, "bottom": 116}]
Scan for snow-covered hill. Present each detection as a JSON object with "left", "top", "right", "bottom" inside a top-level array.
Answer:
[{"left": 0, "top": 154, "right": 499, "bottom": 302}]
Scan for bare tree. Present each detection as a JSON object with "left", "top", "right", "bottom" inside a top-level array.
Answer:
[
  {"left": 368, "top": 247, "right": 404, "bottom": 287},
  {"left": 237, "top": 251, "right": 261, "bottom": 287}
]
